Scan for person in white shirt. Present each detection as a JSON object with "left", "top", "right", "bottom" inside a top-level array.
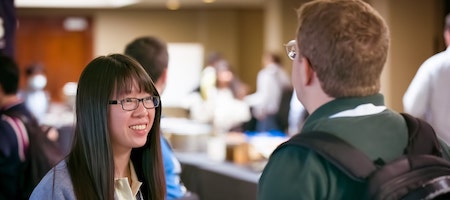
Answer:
[
  {"left": 287, "top": 91, "right": 308, "bottom": 136},
  {"left": 245, "top": 52, "right": 291, "bottom": 132},
  {"left": 191, "top": 63, "right": 251, "bottom": 133},
  {"left": 199, "top": 52, "right": 225, "bottom": 101},
  {"left": 20, "top": 63, "right": 50, "bottom": 124},
  {"left": 403, "top": 13, "right": 450, "bottom": 145}
]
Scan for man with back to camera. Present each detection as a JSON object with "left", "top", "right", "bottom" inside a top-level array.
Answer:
[
  {"left": 0, "top": 54, "right": 35, "bottom": 199},
  {"left": 403, "top": 13, "right": 450, "bottom": 146},
  {"left": 124, "top": 36, "right": 198, "bottom": 200},
  {"left": 258, "top": 0, "right": 450, "bottom": 199}
]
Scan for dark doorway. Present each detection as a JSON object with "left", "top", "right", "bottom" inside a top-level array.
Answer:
[{"left": 15, "top": 15, "right": 93, "bottom": 102}]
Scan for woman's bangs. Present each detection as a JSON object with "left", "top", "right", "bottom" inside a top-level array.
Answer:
[
  {"left": 135, "top": 71, "right": 154, "bottom": 95},
  {"left": 113, "top": 70, "right": 154, "bottom": 97}
]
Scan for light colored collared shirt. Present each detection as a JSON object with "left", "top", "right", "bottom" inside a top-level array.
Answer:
[
  {"left": 403, "top": 47, "right": 450, "bottom": 145},
  {"left": 114, "top": 162, "right": 143, "bottom": 200}
]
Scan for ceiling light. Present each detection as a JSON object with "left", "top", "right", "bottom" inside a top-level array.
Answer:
[
  {"left": 15, "top": 0, "right": 139, "bottom": 8},
  {"left": 166, "top": 0, "right": 180, "bottom": 10}
]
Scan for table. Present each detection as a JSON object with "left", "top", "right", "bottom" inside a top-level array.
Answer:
[{"left": 175, "top": 152, "right": 263, "bottom": 200}]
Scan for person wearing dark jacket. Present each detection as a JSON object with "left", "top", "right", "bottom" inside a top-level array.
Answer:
[
  {"left": 0, "top": 54, "right": 36, "bottom": 199},
  {"left": 258, "top": 0, "right": 450, "bottom": 199}
]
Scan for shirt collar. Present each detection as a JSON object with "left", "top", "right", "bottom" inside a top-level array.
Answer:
[{"left": 114, "top": 161, "right": 143, "bottom": 199}]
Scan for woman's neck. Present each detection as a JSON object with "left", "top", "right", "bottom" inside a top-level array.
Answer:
[{"left": 114, "top": 149, "right": 132, "bottom": 178}]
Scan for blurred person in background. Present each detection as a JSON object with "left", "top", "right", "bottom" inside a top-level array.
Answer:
[
  {"left": 19, "top": 63, "right": 50, "bottom": 124},
  {"left": 244, "top": 52, "right": 291, "bottom": 132},
  {"left": 199, "top": 52, "right": 225, "bottom": 100},
  {"left": 287, "top": 90, "right": 308, "bottom": 136},
  {"left": 0, "top": 54, "right": 35, "bottom": 199},
  {"left": 125, "top": 36, "right": 198, "bottom": 200},
  {"left": 191, "top": 62, "right": 251, "bottom": 133},
  {"left": 403, "top": 12, "right": 450, "bottom": 145}
]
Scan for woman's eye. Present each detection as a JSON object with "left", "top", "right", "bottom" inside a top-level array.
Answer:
[{"left": 124, "top": 98, "right": 134, "bottom": 103}]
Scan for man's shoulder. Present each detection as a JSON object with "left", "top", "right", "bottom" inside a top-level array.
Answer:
[
  {"left": 421, "top": 49, "right": 450, "bottom": 68},
  {"left": 260, "top": 140, "right": 351, "bottom": 199},
  {"left": 0, "top": 114, "right": 22, "bottom": 157},
  {"left": 3, "top": 102, "right": 34, "bottom": 120},
  {"left": 263, "top": 143, "right": 328, "bottom": 180},
  {"left": 270, "top": 141, "right": 325, "bottom": 165},
  {"left": 160, "top": 135, "right": 177, "bottom": 159}
]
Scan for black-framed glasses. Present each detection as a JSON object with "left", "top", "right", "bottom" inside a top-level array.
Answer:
[
  {"left": 284, "top": 40, "right": 297, "bottom": 61},
  {"left": 109, "top": 96, "right": 160, "bottom": 111}
]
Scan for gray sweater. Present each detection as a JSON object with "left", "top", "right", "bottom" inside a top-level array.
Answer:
[{"left": 29, "top": 161, "right": 76, "bottom": 200}]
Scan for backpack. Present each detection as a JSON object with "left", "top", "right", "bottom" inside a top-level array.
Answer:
[
  {"left": 3, "top": 110, "right": 65, "bottom": 199},
  {"left": 275, "top": 113, "right": 450, "bottom": 200}
]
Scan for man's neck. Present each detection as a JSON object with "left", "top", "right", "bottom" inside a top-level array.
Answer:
[
  {"left": 0, "top": 94, "right": 21, "bottom": 109},
  {"left": 155, "top": 79, "right": 165, "bottom": 95}
]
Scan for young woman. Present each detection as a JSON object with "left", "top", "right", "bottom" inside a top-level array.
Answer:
[{"left": 30, "top": 54, "right": 166, "bottom": 200}]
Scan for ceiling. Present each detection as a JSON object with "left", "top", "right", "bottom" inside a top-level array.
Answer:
[{"left": 15, "top": 0, "right": 266, "bottom": 9}]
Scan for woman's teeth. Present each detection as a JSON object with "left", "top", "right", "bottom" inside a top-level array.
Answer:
[{"left": 130, "top": 124, "right": 146, "bottom": 130}]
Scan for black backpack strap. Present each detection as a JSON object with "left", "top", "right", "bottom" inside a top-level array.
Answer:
[
  {"left": 275, "top": 114, "right": 441, "bottom": 183},
  {"left": 2, "top": 109, "right": 36, "bottom": 128},
  {"left": 276, "top": 131, "right": 376, "bottom": 182},
  {"left": 401, "top": 113, "right": 442, "bottom": 157}
]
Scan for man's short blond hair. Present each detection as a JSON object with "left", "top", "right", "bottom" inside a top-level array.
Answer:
[{"left": 296, "top": 0, "right": 390, "bottom": 97}]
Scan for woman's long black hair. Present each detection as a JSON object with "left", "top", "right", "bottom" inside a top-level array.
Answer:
[{"left": 67, "top": 54, "right": 166, "bottom": 200}]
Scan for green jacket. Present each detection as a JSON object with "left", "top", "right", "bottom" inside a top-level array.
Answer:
[{"left": 258, "top": 94, "right": 409, "bottom": 200}]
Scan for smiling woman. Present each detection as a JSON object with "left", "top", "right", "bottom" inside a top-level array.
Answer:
[{"left": 29, "top": 54, "right": 166, "bottom": 200}]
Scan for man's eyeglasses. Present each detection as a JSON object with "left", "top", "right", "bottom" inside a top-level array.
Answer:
[
  {"left": 109, "top": 96, "right": 160, "bottom": 111},
  {"left": 284, "top": 40, "right": 297, "bottom": 61}
]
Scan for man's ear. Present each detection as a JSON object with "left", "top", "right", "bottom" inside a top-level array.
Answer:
[
  {"left": 300, "top": 57, "right": 315, "bottom": 85},
  {"left": 155, "top": 68, "right": 168, "bottom": 93},
  {"left": 445, "top": 29, "right": 450, "bottom": 46},
  {"left": 159, "top": 68, "right": 168, "bottom": 85}
]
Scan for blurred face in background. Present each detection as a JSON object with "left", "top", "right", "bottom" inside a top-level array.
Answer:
[{"left": 216, "top": 68, "right": 233, "bottom": 89}]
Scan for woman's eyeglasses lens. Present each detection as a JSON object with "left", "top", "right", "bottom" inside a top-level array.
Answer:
[{"left": 109, "top": 96, "right": 160, "bottom": 111}]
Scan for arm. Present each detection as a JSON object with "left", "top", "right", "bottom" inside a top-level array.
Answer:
[
  {"left": 160, "top": 136, "right": 185, "bottom": 199},
  {"left": 0, "top": 119, "right": 21, "bottom": 200},
  {"left": 245, "top": 70, "right": 277, "bottom": 119},
  {"left": 403, "top": 61, "right": 432, "bottom": 119}
]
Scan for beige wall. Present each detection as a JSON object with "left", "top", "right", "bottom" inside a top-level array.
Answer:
[
  {"left": 18, "top": 8, "right": 264, "bottom": 92},
  {"left": 278, "top": 0, "right": 446, "bottom": 112},
  {"left": 93, "top": 9, "right": 263, "bottom": 92},
  {"left": 371, "top": 0, "right": 445, "bottom": 111},
  {"left": 18, "top": 0, "right": 446, "bottom": 111},
  {"left": 280, "top": 0, "right": 309, "bottom": 76}
]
